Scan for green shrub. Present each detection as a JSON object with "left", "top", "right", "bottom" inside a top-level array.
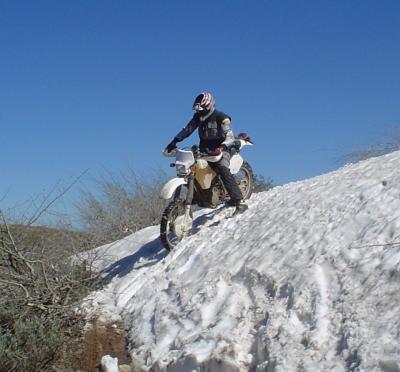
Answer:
[{"left": 0, "top": 308, "right": 66, "bottom": 372}]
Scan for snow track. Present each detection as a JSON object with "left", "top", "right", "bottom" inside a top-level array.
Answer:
[{"left": 83, "top": 151, "right": 400, "bottom": 371}]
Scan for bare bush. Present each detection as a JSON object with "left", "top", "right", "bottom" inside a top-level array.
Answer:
[
  {"left": 0, "top": 184, "right": 97, "bottom": 370},
  {"left": 253, "top": 174, "right": 274, "bottom": 193},
  {"left": 77, "top": 168, "right": 169, "bottom": 244},
  {"left": 0, "top": 210, "right": 94, "bottom": 312},
  {"left": 341, "top": 127, "right": 400, "bottom": 163}
]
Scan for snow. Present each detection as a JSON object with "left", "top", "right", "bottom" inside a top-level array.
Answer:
[
  {"left": 83, "top": 151, "right": 400, "bottom": 371},
  {"left": 100, "top": 355, "right": 119, "bottom": 372}
]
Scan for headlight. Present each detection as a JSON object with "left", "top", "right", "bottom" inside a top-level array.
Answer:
[{"left": 176, "top": 164, "right": 188, "bottom": 175}]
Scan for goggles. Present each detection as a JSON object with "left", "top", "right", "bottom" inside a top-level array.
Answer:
[{"left": 193, "top": 103, "right": 205, "bottom": 112}]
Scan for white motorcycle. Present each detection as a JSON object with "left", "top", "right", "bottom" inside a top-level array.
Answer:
[{"left": 160, "top": 134, "right": 254, "bottom": 250}]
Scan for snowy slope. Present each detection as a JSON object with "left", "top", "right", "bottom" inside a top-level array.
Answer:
[{"left": 83, "top": 151, "right": 400, "bottom": 372}]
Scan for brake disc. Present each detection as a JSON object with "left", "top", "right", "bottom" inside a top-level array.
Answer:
[{"left": 173, "top": 214, "right": 193, "bottom": 238}]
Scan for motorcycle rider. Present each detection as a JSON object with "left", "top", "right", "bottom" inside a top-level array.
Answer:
[{"left": 164, "top": 92, "right": 248, "bottom": 214}]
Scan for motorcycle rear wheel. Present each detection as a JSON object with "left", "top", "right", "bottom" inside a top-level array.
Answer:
[
  {"left": 160, "top": 199, "right": 193, "bottom": 251},
  {"left": 235, "top": 161, "right": 254, "bottom": 200}
]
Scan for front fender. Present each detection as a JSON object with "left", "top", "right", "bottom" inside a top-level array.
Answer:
[{"left": 160, "top": 177, "right": 187, "bottom": 199}]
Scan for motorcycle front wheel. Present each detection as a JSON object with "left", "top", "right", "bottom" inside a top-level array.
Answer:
[{"left": 160, "top": 199, "right": 193, "bottom": 251}]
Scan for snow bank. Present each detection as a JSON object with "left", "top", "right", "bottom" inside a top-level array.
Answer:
[{"left": 84, "top": 151, "right": 400, "bottom": 371}]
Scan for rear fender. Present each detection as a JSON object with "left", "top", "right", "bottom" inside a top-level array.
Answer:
[
  {"left": 160, "top": 178, "right": 187, "bottom": 199},
  {"left": 229, "top": 154, "right": 244, "bottom": 174}
]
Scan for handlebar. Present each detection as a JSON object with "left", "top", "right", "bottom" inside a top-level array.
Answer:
[
  {"left": 163, "top": 140, "right": 252, "bottom": 159},
  {"left": 162, "top": 147, "right": 220, "bottom": 160}
]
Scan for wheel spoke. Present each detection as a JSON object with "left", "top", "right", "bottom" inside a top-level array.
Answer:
[
  {"left": 235, "top": 162, "right": 254, "bottom": 200},
  {"left": 160, "top": 200, "right": 193, "bottom": 251}
]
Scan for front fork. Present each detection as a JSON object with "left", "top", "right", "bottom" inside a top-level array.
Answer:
[
  {"left": 183, "top": 174, "right": 194, "bottom": 223},
  {"left": 173, "top": 174, "right": 194, "bottom": 206},
  {"left": 171, "top": 174, "right": 194, "bottom": 237}
]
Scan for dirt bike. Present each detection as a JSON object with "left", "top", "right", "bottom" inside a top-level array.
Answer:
[{"left": 160, "top": 136, "right": 254, "bottom": 251}]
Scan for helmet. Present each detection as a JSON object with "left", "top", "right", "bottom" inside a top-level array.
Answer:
[
  {"left": 192, "top": 92, "right": 215, "bottom": 115},
  {"left": 237, "top": 132, "right": 254, "bottom": 144}
]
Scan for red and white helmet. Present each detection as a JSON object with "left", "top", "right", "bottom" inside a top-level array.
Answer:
[{"left": 192, "top": 92, "right": 216, "bottom": 113}]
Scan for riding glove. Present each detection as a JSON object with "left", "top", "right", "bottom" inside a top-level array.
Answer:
[{"left": 166, "top": 138, "right": 178, "bottom": 152}]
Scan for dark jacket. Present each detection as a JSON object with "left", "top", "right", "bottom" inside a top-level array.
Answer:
[{"left": 174, "top": 110, "right": 235, "bottom": 151}]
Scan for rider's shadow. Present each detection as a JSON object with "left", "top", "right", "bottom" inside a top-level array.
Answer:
[{"left": 99, "top": 237, "right": 168, "bottom": 285}]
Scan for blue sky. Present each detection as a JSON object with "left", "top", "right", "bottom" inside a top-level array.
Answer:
[{"left": 1, "top": 0, "right": 400, "bottom": 220}]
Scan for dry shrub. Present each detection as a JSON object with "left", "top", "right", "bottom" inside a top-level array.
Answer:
[{"left": 77, "top": 168, "right": 168, "bottom": 244}]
